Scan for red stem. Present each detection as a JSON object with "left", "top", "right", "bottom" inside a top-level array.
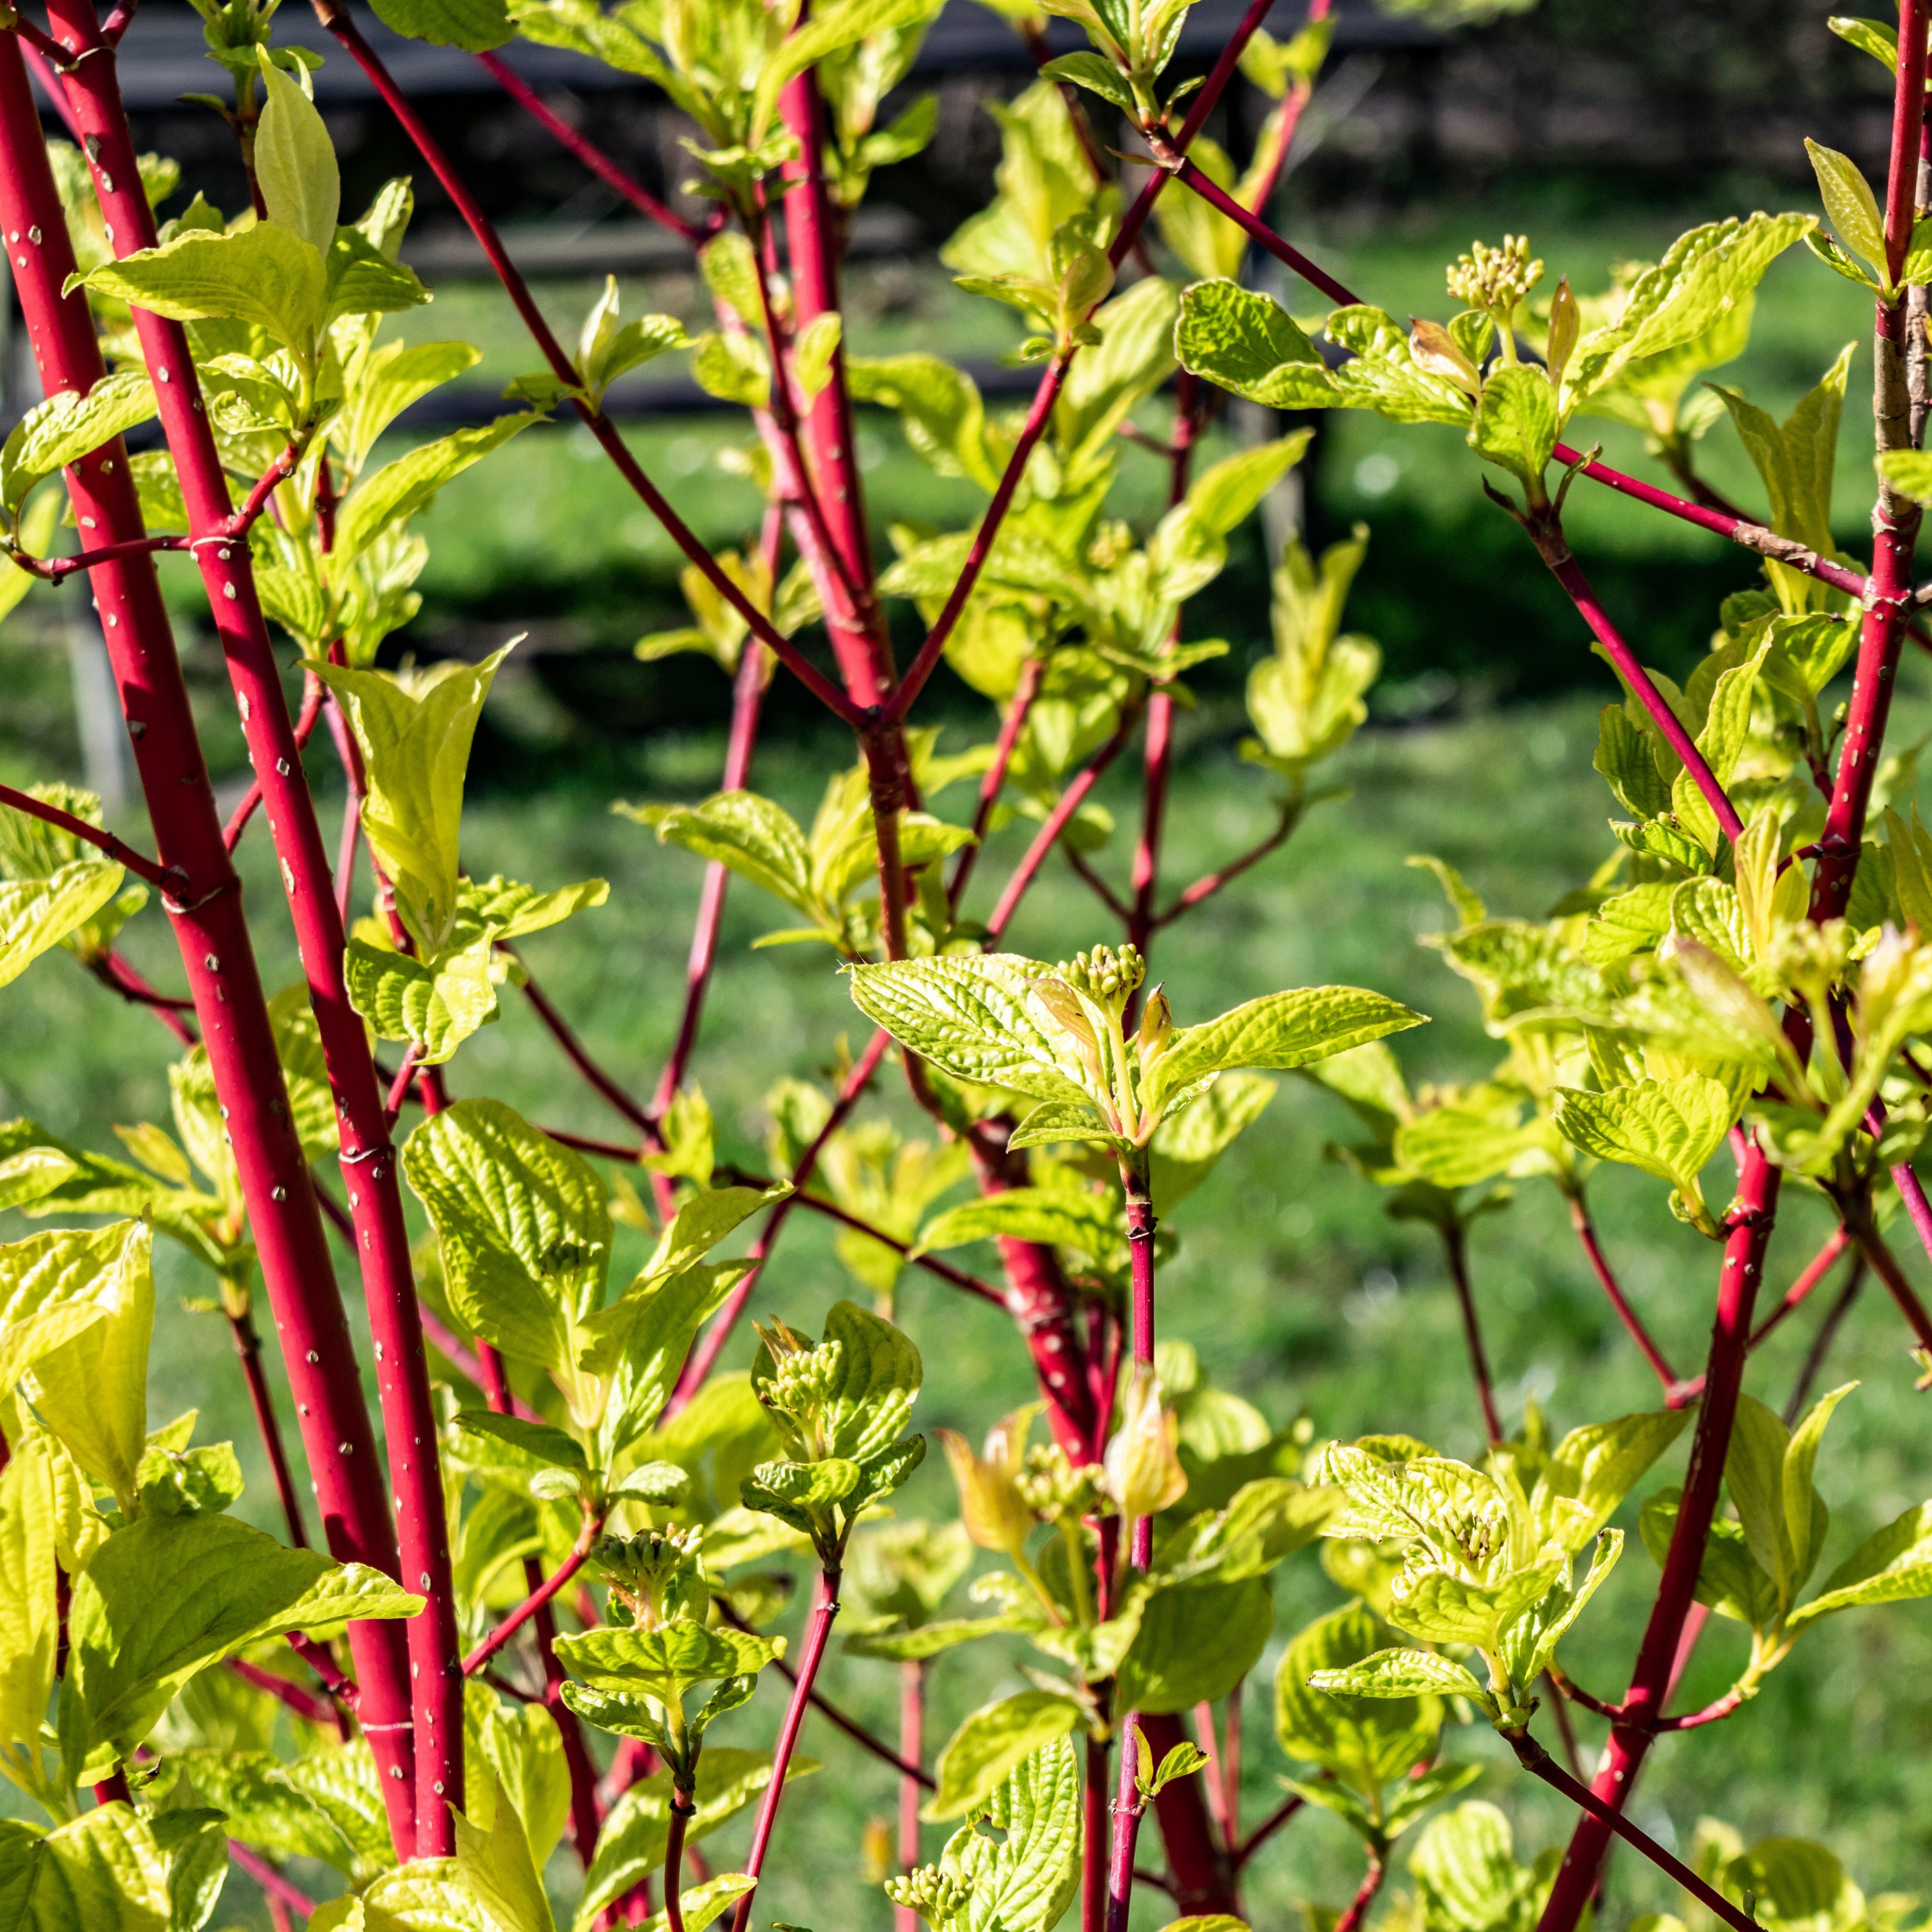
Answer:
[
  {"left": 0, "top": 779, "right": 178, "bottom": 890},
  {"left": 224, "top": 668, "right": 325, "bottom": 851},
  {"left": 1541, "top": 547, "right": 1742, "bottom": 844},
  {"left": 472, "top": 52, "right": 714, "bottom": 247},
  {"left": 887, "top": 0, "right": 1280, "bottom": 724},
  {"left": 226, "top": 1655, "right": 335, "bottom": 1728},
  {"left": 665, "top": 1028, "right": 889, "bottom": 1414},
  {"left": 91, "top": 952, "right": 199, "bottom": 1046},
  {"left": 1083, "top": 1730, "right": 1110, "bottom": 1932},
  {"left": 950, "top": 654, "right": 1045, "bottom": 912},
  {"left": 1441, "top": 1222, "right": 1503, "bottom": 1446},
  {"left": 310, "top": 0, "right": 861, "bottom": 728},
  {"left": 895, "top": 1660, "right": 924, "bottom": 1932},
  {"left": 717, "top": 1598, "right": 932, "bottom": 1787},
  {"left": 227, "top": 1841, "right": 316, "bottom": 1920},
  {"left": 1567, "top": 1194, "right": 1681, "bottom": 1395},
  {"left": 0, "top": 30, "right": 422, "bottom": 1854},
  {"left": 461, "top": 1515, "right": 599, "bottom": 1675},
  {"left": 665, "top": 1797, "right": 694, "bottom": 1932},
  {"left": 984, "top": 710, "right": 1141, "bottom": 943},
  {"left": 516, "top": 966, "right": 653, "bottom": 1136},
  {"left": 229, "top": 1306, "right": 308, "bottom": 1548},
  {"left": 1233, "top": 1790, "right": 1305, "bottom": 1869},
  {"left": 726, "top": 1569, "right": 842, "bottom": 1932},
  {"left": 1155, "top": 804, "right": 1296, "bottom": 928},
  {"left": 653, "top": 625, "right": 771, "bottom": 1122},
  {"left": 1512, "top": 1733, "right": 1762, "bottom": 1932},
  {"left": 1105, "top": 1732, "right": 1148, "bottom": 1932},
  {"left": 50, "top": 3, "right": 469, "bottom": 1849},
  {"left": 1334, "top": 1857, "right": 1386, "bottom": 1932},
  {"left": 1535, "top": 1142, "right": 1780, "bottom": 1932},
  {"left": 780, "top": 42, "right": 895, "bottom": 708},
  {"left": 1847, "top": 1222, "right": 1932, "bottom": 1359}
]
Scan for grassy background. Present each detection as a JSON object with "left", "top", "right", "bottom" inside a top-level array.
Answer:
[{"left": 4, "top": 199, "right": 1932, "bottom": 1928}]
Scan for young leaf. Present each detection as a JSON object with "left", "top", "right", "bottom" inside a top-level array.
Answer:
[
  {"left": 555, "top": 1621, "right": 778, "bottom": 1709},
  {"left": 1150, "top": 986, "right": 1426, "bottom": 1107},
  {"left": 624, "top": 792, "right": 816, "bottom": 925},
  {"left": 922, "top": 1689, "right": 1084, "bottom": 1821},
  {"left": 1468, "top": 365, "right": 1557, "bottom": 485},
  {"left": 1173, "top": 279, "right": 1339, "bottom": 410},
  {"left": 64, "top": 1513, "right": 421, "bottom": 1775},
  {"left": 401, "top": 1097, "right": 611, "bottom": 1384},
  {"left": 331, "top": 416, "right": 538, "bottom": 565},
  {"left": 314, "top": 648, "right": 511, "bottom": 952},
  {"left": 1308, "top": 1646, "right": 1494, "bottom": 1713},
  {"left": 77, "top": 224, "right": 328, "bottom": 360},
  {"left": 1275, "top": 1602, "right": 1443, "bottom": 1794},
  {"left": 1788, "top": 1499, "right": 1932, "bottom": 1630},
  {"left": 918, "top": 1733, "right": 1082, "bottom": 1932},
  {"left": 0, "top": 1220, "right": 152, "bottom": 1509},
  {"left": 1549, "top": 1074, "right": 1734, "bottom": 1230},
  {"left": 1117, "top": 1577, "right": 1272, "bottom": 1713},
  {"left": 454, "top": 1777, "right": 554, "bottom": 1932},
  {"left": 1804, "top": 139, "right": 1887, "bottom": 275},
  {"left": 0, "top": 374, "right": 156, "bottom": 519},
  {"left": 0, "top": 860, "right": 128, "bottom": 987},
  {"left": 254, "top": 53, "right": 340, "bottom": 256},
  {"left": 1, "top": 1803, "right": 174, "bottom": 1932},
  {"left": 344, "top": 933, "right": 498, "bottom": 1065}
]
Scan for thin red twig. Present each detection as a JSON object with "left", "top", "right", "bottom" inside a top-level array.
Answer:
[
  {"left": 224, "top": 669, "right": 325, "bottom": 851},
  {"left": 1567, "top": 1193, "right": 1681, "bottom": 1395},
  {"left": 0, "top": 779, "right": 180, "bottom": 891},
  {"left": 473, "top": 51, "right": 715, "bottom": 248},
  {"left": 462, "top": 1513, "right": 600, "bottom": 1676}
]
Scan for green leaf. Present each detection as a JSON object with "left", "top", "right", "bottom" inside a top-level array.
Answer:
[
  {"left": 574, "top": 1750, "right": 816, "bottom": 1932},
  {"left": 842, "top": 1612, "right": 1039, "bottom": 1661},
  {"left": 1530, "top": 1408, "right": 1690, "bottom": 1551},
  {"left": 1468, "top": 364, "right": 1557, "bottom": 485},
  {"left": 325, "top": 226, "right": 431, "bottom": 326},
  {"left": 1789, "top": 1499, "right": 1932, "bottom": 1630},
  {"left": 1173, "top": 279, "right": 1338, "bottom": 411},
  {"left": 359, "top": 1860, "right": 491, "bottom": 1931},
  {"left": 624, "top": 792, "right": 815, "bottom": 925},
  {"left": 845, "top": 355, "right": 997, "bottom": 491},
  {"left": 1830, "top": 14, "right": 1901, "bottom": 71},
  {"left": 555, "top": 1619, "right": 777, "bottom": 1708},
  {"left": 0, "top": 1803, "right": 172, "bottom": 1932},
  {"left": 314, "top": 648, "right": 511, "bottom": 951},
  {"left": 1877, "top": 448, "right": 1932, "bottom": 507},
  {"left": 1275, "top": 1603, "right": 1443, "bottom": 1794},
  {"left": 254, "top": 56, "right": 339, "bottom": 255},
  {"left": 455, "top": 1409, "right": 587, "bottom": 1473},
  {"left": 78, "top": 224, "right": 327, "bottom": 360},
  {"left": 1040, "top": 50, "right": 1136, "bottom": 113},
  {"left": 371, "top": 0, "right": 512, "bottom": 48},
  {"left": 848, "top": 954, "right": 1092, "bottom": 1108},
  {"left": 924, "top": 1733, "right": 1081, "bottom": 1932},
  {"left": 64, "top": 1513, "right": 420, "bottom": 1775},
  {"left": 1805, "top": 139, "right": 1886, "bottom": 274},
  {"left": 454, "top": 1780, "right": 553, "bottom": 1932},
  {"left": 1151, "top": 986, "right": 1427, "bottom": 1108},
  {"left": 923, "top": 1689, "right": 1084, "bottom": 1822},
  {"left": 1382, "top": 1762, "right": 1484, "bottom": 1838},
  {"left": 1393, "top": 1106, "right": 1556, "bottom": 1190},
  {"left": 1549, "top": 1074, "right": 1734, "bottom": 1228},
  {"left": 1184, "top": 435, "right": 1311, "bottom": 537},
  {"left": 1782, "top": 1381, "right": 1855, "bottom": 1594},
  {"left": 335, "top": 341, "right": 482, "bottom": 473},
  {"left": 1639, "top": 1489, "right": 1776, "bottom": 1629},
  {"left": 0, "top": 1221, "right": 151, "bottom": 1508},
  {"left": 332, "top": 416, "right": 537, "bottom": 566},
  {"left": 1307, "top": 1646, "right": 1493, "bottom": 1713},
  {"left": 344, "top": 933, "right": 498, "bottom": 1065},
  {"left": 1407, "top": 1803, "right": 1542, "bottom": 1932},
  {"left": 1120, "top": 1575, "right": 1274, "bottom": 1714},
  {"left": 0, "top": 859, "right": 128, "bottom": 987},
  {"left": 402, "top": 1098, "right": 611, "bottom": 1389},
  {"left": 1567, "top": 214, "right": 1815, "bottom": 398},
  {"left": 0, "top": 1434, "right": 59, "bottom": 1804},
  {"left": 916, "top": 1186, "right": 1123, "bottom": 1268},
  {"left": 637, "top": 1875, "right": 757, "bottom": 1932},
  {"left": 793, "top": 313, "right": 845, "bottom": 407},
  {"left": 0, "top": 374, "right": 156, "bottom": 519}
]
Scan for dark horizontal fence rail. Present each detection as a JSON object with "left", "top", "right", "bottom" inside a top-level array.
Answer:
[{"left": 95, "top": 0, "right": 1435, "bottom": 108}]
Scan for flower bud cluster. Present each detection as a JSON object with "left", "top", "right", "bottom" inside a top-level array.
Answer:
[
  {"left": 1016, "top": 1442, "right": 1109, "bottom": 1525},
  {"left": 591, "top": 1525, "right": 703, "bottom": 1628},
  {"left": 1055, "top": 943, "right": 1145, "bottom": 1015},
  {"left": 752, "top": 1318, "right": 843, "bottom": 1461},
  {"left": 886, "top": 1865, "right": 974, "bottom": 1930},
  {"left": 1447, "top": 234, "right": 1544, "bottom": 319}
]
